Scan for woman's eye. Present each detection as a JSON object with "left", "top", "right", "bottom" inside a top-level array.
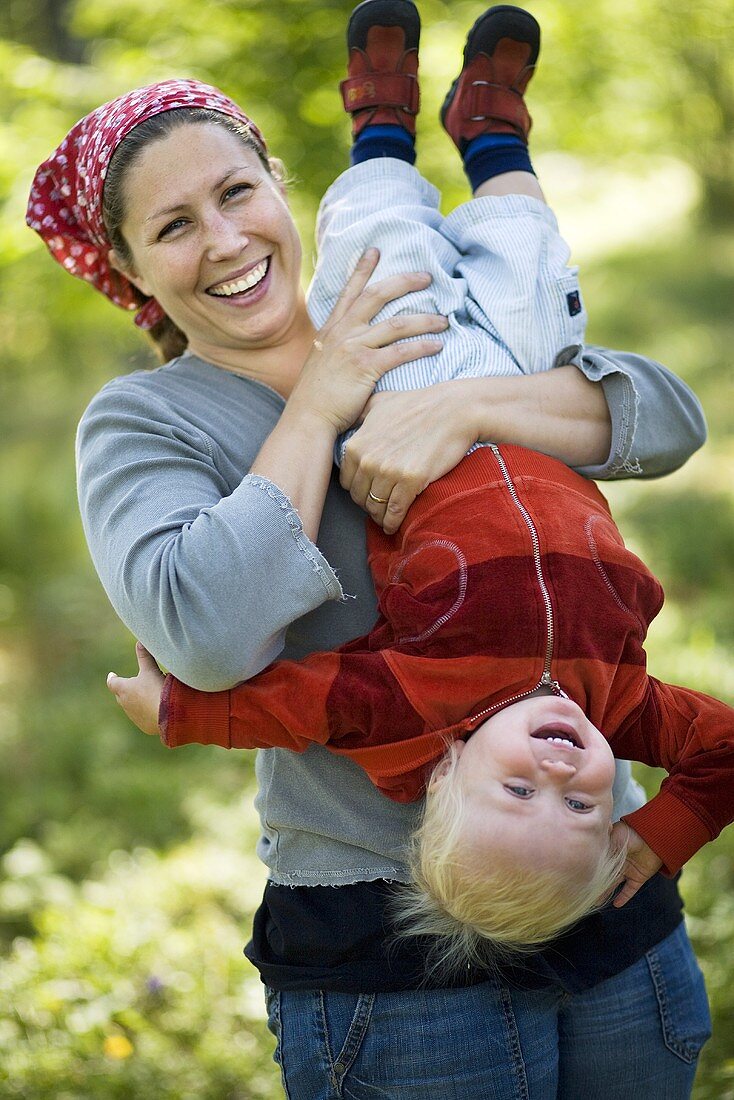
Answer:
[
  {"left": 158, "top": 218, "right": 188, "bottom": 240},
  {"left": 505, "top": 785, "right": 534, "bottom": 798},
  {"left": 223, "top": 183, "right": 252, "bottom": 202},
  {"left": 566, "top": 798, "right": 591, "bottom": 812}
]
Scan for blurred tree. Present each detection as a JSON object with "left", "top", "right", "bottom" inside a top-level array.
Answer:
[
  {"left": 0, "top": 0, "right": 84, "bottom": 62},
  {"left": 0, "top": 1, "right": 733, "bottom": 1094}
]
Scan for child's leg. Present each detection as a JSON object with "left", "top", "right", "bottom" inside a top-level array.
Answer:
[
  {"left": 440, "top": 7, "right": 586, "bottom": 374},
  {"left": 443, "top": 186, "right": 587, "bottom": 376},
  {"left": 308, "top": 160, "right": 526, "bottom": 450},
  {"left": 309, "top": 0, "right": 522, "bottom": 462},
  {"left": 308, "top": 161, "right": 458, "bottom": 334}
]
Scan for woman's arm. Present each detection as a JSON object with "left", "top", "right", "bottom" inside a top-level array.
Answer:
[
  {"left": 341, "top": 351, "right": 706, "bottom": 533},
  {"left": 575, "top": 347, "right": 707, "bottom": 480},
  {"left": 77, "top": 384, "right": 340, "bottom": 690},
  {"left": 78, "top": 256, "right": 446, "bottom": 689}
]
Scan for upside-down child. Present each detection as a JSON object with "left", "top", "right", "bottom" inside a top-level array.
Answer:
[{"left": 107, "top": 1, "right": 734, "bottom": 958}]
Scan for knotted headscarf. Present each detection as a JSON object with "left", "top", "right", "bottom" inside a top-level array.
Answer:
[{"left": 26, "top": 79, "right": 267, "bottom": 330}]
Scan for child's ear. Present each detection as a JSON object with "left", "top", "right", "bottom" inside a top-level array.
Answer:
[
  {"left": 108, "top": 248, "right": 153, "bottom": 297},
  {"left": 429, "top": 740, "right": 465, "bottom": 787}
]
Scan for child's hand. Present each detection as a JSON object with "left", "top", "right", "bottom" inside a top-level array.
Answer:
[
  {"left": 107, "top": 642, "right": 165, "bottom": 736},
  {"left": 610, "top": 822, "right": 663, "bottom": 908}
]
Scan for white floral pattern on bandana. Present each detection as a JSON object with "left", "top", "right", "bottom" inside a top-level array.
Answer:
[{"left": 26, "top": 79, "right": 267, "bottom": 330}]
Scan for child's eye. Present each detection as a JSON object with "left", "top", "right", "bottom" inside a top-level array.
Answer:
[
  {"left": 505, "top": 785, "right": 534, "bottom": 798},
  {"left": 565, "top": 797, "right": 591, "bottom": 812}
]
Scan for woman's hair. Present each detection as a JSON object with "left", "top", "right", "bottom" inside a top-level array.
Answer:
[
  {"left": 392, "top": 741, "right": 628, "bottom": 975},
  {"left": 102, "top": 108, "right": 283, "bottom": 363}
]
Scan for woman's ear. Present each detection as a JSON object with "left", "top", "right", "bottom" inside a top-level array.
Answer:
[
  {"left": 268, "top": 156, "right": 288, "bottom": 197},
  {"left": 108, "top": 248, "right": 152, "bottom": 297}
]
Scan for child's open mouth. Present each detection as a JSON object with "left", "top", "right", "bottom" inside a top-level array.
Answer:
[{"left": 531, "top": 726, "right": 583, "bottom": 750}]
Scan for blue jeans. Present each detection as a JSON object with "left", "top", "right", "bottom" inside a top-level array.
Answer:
[{"left": 264, "top": 923, "right": 710, "bottom": 1099}]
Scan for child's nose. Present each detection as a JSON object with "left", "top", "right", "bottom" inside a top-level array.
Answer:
[{"left": 539, "top": 758, "right": 577, "bottom": 780}]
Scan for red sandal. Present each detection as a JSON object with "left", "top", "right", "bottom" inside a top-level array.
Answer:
[
  {"left": 340, "top": 0, "right": 421, "bottom": 138},
  {"left": 441, "top": 5, "right": 540, "bottom": 151}
]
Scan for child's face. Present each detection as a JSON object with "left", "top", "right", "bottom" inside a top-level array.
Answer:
[{"left": 452, "top": 696, "right": 616, "bottom": 875}]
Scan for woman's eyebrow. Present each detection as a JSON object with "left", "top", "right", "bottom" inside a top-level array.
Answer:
[{"left": 144, "top": 168, "right": 251, "bottom": 224}]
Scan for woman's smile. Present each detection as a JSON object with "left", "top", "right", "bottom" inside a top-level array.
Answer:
[{"left": 207, "top": 256, "right": 271, "bottom": 299}]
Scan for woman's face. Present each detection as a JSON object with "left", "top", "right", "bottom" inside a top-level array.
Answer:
[{"left": 112, "top": 123, "right": 306, "bottom": 363}]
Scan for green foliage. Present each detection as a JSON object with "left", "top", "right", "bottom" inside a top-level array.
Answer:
[
  {"left": 684, "top": 850, "right": 734, "bottom": 1100},
  {"left": 0, "top": 797, "right": 280, "bottom": 1099},
  {"left": 1, "top": 0, "right": 733, "bottom": 1095}
]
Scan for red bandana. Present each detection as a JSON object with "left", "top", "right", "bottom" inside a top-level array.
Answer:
[{"left": 26, "top": 79, "right": 267, "bottom": 330}]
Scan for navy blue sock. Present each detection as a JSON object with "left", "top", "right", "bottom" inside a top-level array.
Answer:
[
  {"left": 463, "top": 134, "right": 534, "bottom": 191},
  {"left": 351, "top": 124, "right": 416, "bottom": 166}
]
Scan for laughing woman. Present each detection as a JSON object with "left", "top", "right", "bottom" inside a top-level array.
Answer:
[{"left": 28, "top": 5, "right": 710, "bottom": 1095}]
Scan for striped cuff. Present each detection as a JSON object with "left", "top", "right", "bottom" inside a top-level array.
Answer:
[{"left": 159, "top": 674, "right": 231, "bottom": 749}]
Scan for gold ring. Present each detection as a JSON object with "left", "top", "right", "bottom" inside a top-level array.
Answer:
[{"left": 368, "top": 490, "right": 388, "bottom": 504}]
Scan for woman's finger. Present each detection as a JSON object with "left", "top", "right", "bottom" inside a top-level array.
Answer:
[
  {"left": 364, "top": 312, "right": 448, "bottom": 349},
  {"left": 329, "top": 268, "right": 435, "bottom": 333},
  {"left": 377, "top": 336, "right": 445, "bottom": 371},
  {"left": 342, "top": 449, "right": 380, "bottom": 508},
  {"left": 324, "top": 248, "right": 381, "bottom": 328},
  {"left": 359, "top": 476, "right": 424, "bottom": 535},
  {"left": 343, "top": 445, "right": 424, "bottom": 534},
  {"left": 381, "top": 481, "right": 422, "bottom": 535},
  {"left": 362, "top": 480, "right": 394, "bottom": 527},
  {"left": 351, "top": 271, "right": 434, "bottom": 325},
  {"left": 136, "top": 640, "right": 161, "bottom": 673},
  {"left": 611, "top": 877, "right": 643, "bottom": 909},
  {"left": 106, "top": 670, "right": 124, "bottom": 698}
]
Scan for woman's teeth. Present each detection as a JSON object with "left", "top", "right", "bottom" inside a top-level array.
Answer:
[{"left": 209, "top": 259, "right": 268, "bottom": 297}]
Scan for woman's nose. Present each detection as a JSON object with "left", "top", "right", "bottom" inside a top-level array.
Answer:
[
  {"left": 204, "top": 213, "right": 249, "bottom": 260},
  {"left": 539, "top": 758, "right": 577, "bottom": 780}
]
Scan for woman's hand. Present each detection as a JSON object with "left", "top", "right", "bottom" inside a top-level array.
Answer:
[
  {"left": 252, "top": 249, "right": 447, "bottom": 543},
  {"left": 289, "top": 249, "right": 448, "bottom": 438},
  {"left": 107, "top": 642, "right": 165, "bottom": 736},
  {"left": 610, "top": 822, "right": 664, "bottom": 908},
  {"left": 340, "top": 379, "right": 480, "bottom": 535}
]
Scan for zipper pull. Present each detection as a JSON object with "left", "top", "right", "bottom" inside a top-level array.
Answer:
[{"left": 540, "top": 670, "right": 567, "bottom": 696}]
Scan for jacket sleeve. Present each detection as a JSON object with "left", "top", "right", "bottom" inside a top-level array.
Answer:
[
  {"left": 574, "top": 348, "right": 707, "bottom": 481},
  {"left": 76, "top": 379, "right": 343, "bottom": 690},
  {"left": 159, "top": 655, "right": 439, "bottom": 804},
  {"left": 159, "top": 652, "right": 339, "bottom": 752},
  {"left": 613, "top": 677, "right": 734, "bottom": 875}
]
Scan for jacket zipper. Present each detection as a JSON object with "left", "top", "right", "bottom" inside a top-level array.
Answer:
[{"left": 467, "top": 444, "right": 566, "bottom": 726}]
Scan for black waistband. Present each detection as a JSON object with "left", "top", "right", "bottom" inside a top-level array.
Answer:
[{"left": 245, "top": 871, "right": 684, "bottom": 994}]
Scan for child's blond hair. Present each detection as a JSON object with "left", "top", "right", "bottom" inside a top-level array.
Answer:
[{"left": 394, "top": 742, "right": 627, "bottom": 973}]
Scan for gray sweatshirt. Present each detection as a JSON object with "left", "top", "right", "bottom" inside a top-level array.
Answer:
[{"left": 76, "top": 349, "right": 706, "bottom": 884}]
